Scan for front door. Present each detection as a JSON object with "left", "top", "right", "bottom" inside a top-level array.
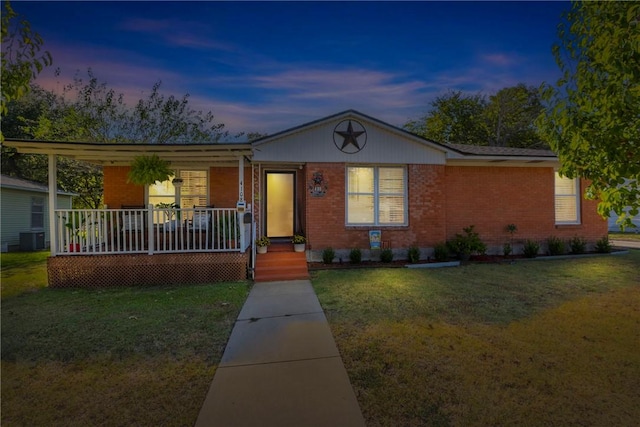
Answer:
[{"left": 265, "top": 172, "right": 295, "bottom": 238}]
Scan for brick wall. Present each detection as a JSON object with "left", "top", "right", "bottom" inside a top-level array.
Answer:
[
  {"left": 304, "top": 163, "right": 447, "bottom": 253},
  {"left": 445, "top": 166, "right": 607, "bottom": 251},
  {"left": 103, "top": 166, "right": 144, "bottom": 208},
  {"left": 103, "top": 165, "right": 253, "bottom": 209},
  {"left": 209, "top": 166, "right": 252, "bottom": 208}
]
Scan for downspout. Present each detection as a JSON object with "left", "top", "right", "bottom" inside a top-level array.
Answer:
[{"left": 48, "top": 154, "right": 57, "bottom": 256}]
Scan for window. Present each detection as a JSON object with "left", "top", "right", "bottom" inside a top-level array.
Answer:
[
  {"left": 148, "top": 170, "right": 208, "bottom": 208},
  {"left": 31, "top": 197, "right": 44, "bottom": 229},
  {"left": 555, "top": 172, "right": 580, "bottom": 224},
  {"left": 346, "top": 166, "right": 407, "bottom": 226}
]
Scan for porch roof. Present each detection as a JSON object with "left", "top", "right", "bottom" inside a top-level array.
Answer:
[{"left": 3, "top": 139, "right": 253, "bottom": 166}]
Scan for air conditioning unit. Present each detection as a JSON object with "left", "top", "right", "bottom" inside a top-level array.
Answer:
[{"left": 20, "top": 231, "right": 45, "bottom": 251}]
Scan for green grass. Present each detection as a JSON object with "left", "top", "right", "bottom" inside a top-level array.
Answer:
[
  {"left": 312, "top": 251, "right": 640, "bottom": 426},
  {"left": 1, "top": 251, "right": 49, "bottom": 298},
  {"left": 609, "top": 231, "right": 640, "bottom": 241},
  {"left": 1, "top": 281, "right": 250, "bottom": 426}
]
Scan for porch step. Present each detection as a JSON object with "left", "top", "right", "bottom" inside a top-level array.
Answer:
[{"left": 254, "top": 251, "right": 309, "bottom": 282}]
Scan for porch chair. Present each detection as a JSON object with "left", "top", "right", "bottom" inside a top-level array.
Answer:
[
  {"left": 188, "top": 205, "right": 214, "bottom": 231},
  {"left": 120, "top": 205, "right": 146, "bottom": 232}
]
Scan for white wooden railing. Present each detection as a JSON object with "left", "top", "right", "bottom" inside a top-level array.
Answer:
[{"left": 55, "top": 206, "right": 250, "bottom": 255}]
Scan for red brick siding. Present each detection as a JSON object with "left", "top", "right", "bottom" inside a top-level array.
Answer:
[
  {"left": 103, "top": 166, "right": 144, "bottom": 208},
  {"left": 209, "top": 167, "right": 252, "bottom": 208},
  {"left": 104, "top": 166, "right": 253, "bottom": 209},
  {"left": 445, "top": 166, "right": 607, "bottom": 248},
  {"left": 304, "top": 163, "right": 448, "bottom": 251}
]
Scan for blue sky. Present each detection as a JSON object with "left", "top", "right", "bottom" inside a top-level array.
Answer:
[{"left": 14, "top": 1, "right": 570, "bottom": 138}]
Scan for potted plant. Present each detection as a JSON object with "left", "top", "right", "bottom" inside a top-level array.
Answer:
[
  {"left": 65, "top": 212, "right": 86, "bottom": 252},
  {"left": 292, "top": 234, "right": 306, "bottom": 252},
  {"left": 256, "top": 236, "right": 270, "bottom": 254}
]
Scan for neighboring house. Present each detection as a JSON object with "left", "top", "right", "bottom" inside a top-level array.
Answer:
[
  {"left": 608, "top": 210, "right": 640, "bottom": 232},
  {"left": 4, "top": 110, "right": 608, "bottom": 286},
  {"left": 1, "top": 174, "right": 74, "bottom": 252}
]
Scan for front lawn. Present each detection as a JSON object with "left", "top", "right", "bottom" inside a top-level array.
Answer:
[
  {"left": 312, "top": 251, "right": 640, "bottom": 426},
  {"left": 1, "top": 251, "right": 49, "bottom": 298},
  {"left": 1, "top": 282, "right": 250, "bottom": 426}
]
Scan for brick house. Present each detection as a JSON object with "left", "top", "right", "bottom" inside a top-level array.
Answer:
[{"left": 4, "top": 110, "right": 607, "bottom": 286}]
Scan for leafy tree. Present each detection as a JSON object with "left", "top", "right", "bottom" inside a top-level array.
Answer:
[
  {"left": 538, "top": 1, "right": 640, "bottom": 228},
  {"left": 405, "top": 91, "right": 489, "bottom": 145},
  {"left": 1, "top": 0, "right": 52, "bottom": 132},
  {"left": 486, "top": 84, "right": 544, "bottom": 148}
]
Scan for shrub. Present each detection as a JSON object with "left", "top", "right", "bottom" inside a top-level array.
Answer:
[
  {"left": 434, "top": 242, "right": 449, "bottom": 262},
  {"left": 446, "top": 225, "right": 487, "bottom": 259},
  {"left": 380, "top": 248, "right": 394, "bottom": 263},
  {"left": 523, "top": 239, "right": 540, "bottom": 258},
  {"left": 503, "top": 242, "right": 512, "bottom": 257},
  {"left": 569, "top": 235, "right": 587, "bottom": 254},
  {"left": 349, "top": 248, "right": 362, "bottom": 264},
  {"left": 595, "top": 236, "right": 612, "bottom": 253},
  {"left": 407, "top": 246, "right": 420, "bottom": 263},
  {"left": 322, "top": 247, "right": 335, "bottom": 264},
  {"left": 547, "top": 236, "right": 565, "bottom": 256}
]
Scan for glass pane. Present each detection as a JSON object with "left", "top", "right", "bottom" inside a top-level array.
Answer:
[
  {"left": 379, "top": 195, "right": 405, "bottom": 224},
  {"left": 149, "top": 177, "right": 175, "bottom": 198},
  {"left": 348, "top": 195, "right": 374, "bottom": 224},
  {"left": 348, "top": 167, "right": 374, "bottom": 194},
  {"left": 555, "top": 173, "right": 576, "bottom": 195},
  {"left": 555, "top": 196, "right": 577, "bottom": 222},
  {"left": 266, "top": 173, "right": 294, "bottom": 237},
  {"left": 379, "top": 168, "right": 405, "bottom": 193}
]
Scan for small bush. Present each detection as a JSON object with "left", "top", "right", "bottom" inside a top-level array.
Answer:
[
  {"left": 380, "top": 248, "right": 394, "bottom": 263},
  {"left": 503, "top": 242, "right": 512, "bottom": 257},
  {"left": 407, "top": 246, "right": 420, "bottom": 263},
  {"left": 595, "top": 236, "right": 612, "bottom": 253},
  {"left": 547, "top": 236, "right": 565, "bottom": 256},
  {"left": 446, "top": 225, "right": 486, "bottom": 258},
  {"left": 569, "top": 235, "right": 587, "bottom": 254},
  {"left": 349, "top": 248, "right": 362, "bottom": 264},
  {"left": 523, "top": 239, "right": 540, "bottom": 258},
  {"left": 434, "top": 242, "right": 449, "bottom": 262},
  {"left": 322, "top": 247, "right": 335, "bottom": 264}
]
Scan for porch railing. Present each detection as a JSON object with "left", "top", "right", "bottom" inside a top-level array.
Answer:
[{"left": 55, "top": 206, "right": 249, "bottom": 255}]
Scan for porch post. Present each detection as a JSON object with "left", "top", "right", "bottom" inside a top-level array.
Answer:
[
  {"left": 48, "top": 154, "right": 57, "bottom": 256},
  {"left": 238, "top": 157, "right": 245, "bottom": 251}
]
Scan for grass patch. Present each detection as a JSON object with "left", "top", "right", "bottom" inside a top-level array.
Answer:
[
  {"left": 1, "top": 282, "right": 250, "bottom": 426},
  {"left": 312, "top": 252, "right": 640, "bottom": 426},
  {"left": 1, "top": 251, "right": 49, "bottom": 299},
  {"left": 609, "top": 231, "right": 640, "bottom": 242}
]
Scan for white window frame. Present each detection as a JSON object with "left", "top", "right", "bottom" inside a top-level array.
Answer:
[
  {"left": 345, "top": 165, "right": 408, "bottom": 226},
  {"left": 31, "top": 197, "right": 45, "bottom": 230},
  {"left": 554, "top": 172, "right": 581, "bottom": 225}
]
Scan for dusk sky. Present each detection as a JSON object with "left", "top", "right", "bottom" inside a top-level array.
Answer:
[{"left": 13, "top": 1, "right": 570, "bottom": 138}]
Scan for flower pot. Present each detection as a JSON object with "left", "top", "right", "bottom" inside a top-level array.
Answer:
[
  {"left": 257, "top": 246, "right": 267, "bottom": 254},
  {"left": 294, "top": 243, "right": 306, "bottom": 253},
  {"left": 69, "top": 243, "right": 81, "bottom": 253}
]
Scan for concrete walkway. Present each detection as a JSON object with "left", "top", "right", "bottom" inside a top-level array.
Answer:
[
  {"left": 611, "top": 239, "right": 640, "bottom": 249},
  {"left": 195, "top": 280, "right": 365, "bottom": 427}
]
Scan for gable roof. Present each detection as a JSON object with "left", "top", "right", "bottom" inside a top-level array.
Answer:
[
  {"left": 0, "top": 174, "right": 76, "bottom": 196},
  {"left": 252, "top": 109, "right": 557, "bottom": 165}
]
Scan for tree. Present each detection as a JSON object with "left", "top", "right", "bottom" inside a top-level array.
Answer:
[
  {"left": 537, "top": 1, "right": 640, "bottom": 228},
  {"left": 1, "top": 0, "right": 52, "bottom": 133},
  {"left": 405, "top": 91, "right": 490, "bottom": 145},
  {"left": 485, "top": 84, "right": 544, "bottom": 148},
  {"left": 405, "top": 86, "right": 545, "bottom": 148}
]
